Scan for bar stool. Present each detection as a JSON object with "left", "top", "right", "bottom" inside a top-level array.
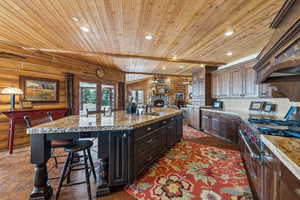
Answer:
[
  {"left": 56, "top": 140, "right": 97, "bottom": 200},
  {"left": 24, "top": 113, "right": 73, "bottom": 169}
]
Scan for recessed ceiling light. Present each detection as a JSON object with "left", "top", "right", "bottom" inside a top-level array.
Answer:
[
  {"left": 72, "top": 17, "right": 80, "bottom": 22},
  {"left": 226, "top": 51, "right": 233, "bottom": 56},
  {"left": 80, "top": 26, "right": 90, "bottom": 32},
  {"left": 162, "top": 67, "right": 166, "bottom": 70},
  {"left": 224, "top": 30, "right": 234, "bottom": 36},
  {"left": 145, "top": 34, "right": 153, "bottom": 40},
  {"left": 178, "top": 65, "right": 185, "bottom": 69},
  {"left": 172, "top": 55, "right": 177, "bottom": 60}
]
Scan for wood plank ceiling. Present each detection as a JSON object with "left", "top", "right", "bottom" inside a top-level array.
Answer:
[{"left": 0, "top": 0, "right": 284, "bottom": 78}]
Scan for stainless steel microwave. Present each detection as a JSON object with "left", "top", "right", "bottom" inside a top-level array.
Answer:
[{"left": 212, "top": 101, "right": 223, "bottom": 109}]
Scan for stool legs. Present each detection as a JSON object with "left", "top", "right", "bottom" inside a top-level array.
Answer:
[
  {"left": 87, "top": 149, "right": 97, "bottom": 181},
  {"left": 83, "top": 150, "right": 92, "bottom": 200},
  {"left": 55, "top": 148, "right": 96, "bottom": 200},
  {"left": 56, "top": 153, "right": 72, "bottom": 200},
  {"left": 66, "top": 152, "right": 74, "bottom": 184}
]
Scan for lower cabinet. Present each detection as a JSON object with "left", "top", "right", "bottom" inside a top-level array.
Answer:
[
  {"left": 238, "top": 121, "right": 300, "bottom": 200},
  {"left": 108, "top": 130, "right": 130, "bottom": 186},
  {"left": 133, "top": 114, "right": 183, "bottom": 177},
  {"left": 201, "top": 110, "right": 240, "bottom": 144},
  {"left": 263, "top": 145, "right": 300, "bottom": 200}
]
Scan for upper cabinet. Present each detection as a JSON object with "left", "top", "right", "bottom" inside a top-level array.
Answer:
[
  {"left": 244, "top": 64, "right": 259, "bottom": 97},
  {"left": 192, "top": 66, "right": 217, "bottom": 105},
  {"left": 230, "top": 67, "right": 244, "bottom": 97},
  {"left": 210, "top": 59, "right": 285, "bottom": 99}
]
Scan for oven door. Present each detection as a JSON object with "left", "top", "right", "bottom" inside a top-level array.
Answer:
[{"left": 238, "top": 129, "right": 263, "bottom": 199}]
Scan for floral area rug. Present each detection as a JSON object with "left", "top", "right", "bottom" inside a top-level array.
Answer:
[{"left": 125, "top": 126, "right": 253, "bottom": 200}]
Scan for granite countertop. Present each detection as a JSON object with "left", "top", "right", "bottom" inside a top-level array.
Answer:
[
  {"left": 201, "top": 107, "right": 300, "bottom": 180},
  {"left": 261, "top": 135, "right": 300, "bottom": 180},
  {"left": 186, "top": 104, "right": 212, "bottom": 108},
  {"left": 27, "top": 108, "right": 183, "bottom": 135}
]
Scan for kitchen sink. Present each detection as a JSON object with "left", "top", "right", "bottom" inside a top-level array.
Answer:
[{"left": 144, "top": 112, "right": 165, "bottom": 116}]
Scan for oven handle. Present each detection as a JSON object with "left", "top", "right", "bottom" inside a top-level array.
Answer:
[{"left": 239, "top": 130, "right": 260, "bottom": 159}]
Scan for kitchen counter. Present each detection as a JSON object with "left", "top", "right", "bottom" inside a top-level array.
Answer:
[
  {"left": 261, "top": 135, "right": 300, "bottom": 181},
  {"left": 27, "top": 108, "right": 183, "bottom": 134},
  {"left": 200, "top": 107, "right": 300, "bottom": 181},
  {"left": 28, "top": 108, "right": 184, "bottom": 199}
]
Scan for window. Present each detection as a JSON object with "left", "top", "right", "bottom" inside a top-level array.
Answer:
[
  {"left": 79, "top": 82, "right": 97, "bottom": 115},
  {"left": 101, "top": 84, "right": 115, "bottom": 111},
  {"left": 131, "top": 90, "right": 144, "bottom": 104}
]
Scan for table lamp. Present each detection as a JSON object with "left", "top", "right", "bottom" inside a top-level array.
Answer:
[{"left": 1, "top": 87, "right": 23, "bottom": 111}]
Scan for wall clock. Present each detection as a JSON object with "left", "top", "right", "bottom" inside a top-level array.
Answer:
[{"left": 96, "top": 69, "right": 105, "bottom": 78}]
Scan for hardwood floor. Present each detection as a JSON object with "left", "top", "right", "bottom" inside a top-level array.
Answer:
[{"left": 0, "top": 126, "right": 239, "bottom": 200}]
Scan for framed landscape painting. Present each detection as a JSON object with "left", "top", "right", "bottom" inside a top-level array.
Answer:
[{"left": 20, "top": 76, "right": 59, "bottom": 102}]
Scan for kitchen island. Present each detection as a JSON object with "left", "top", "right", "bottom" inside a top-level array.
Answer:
[{"left": 27, "top": 108, "right": 183, "bottom": 200}]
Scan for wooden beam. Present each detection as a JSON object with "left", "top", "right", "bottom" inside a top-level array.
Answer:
[
  {"left": 125, "top": 71, "right": 192, "bottom": 77},
  {"left": 23, "top": 47, "right": 225, "bottom": 66}
]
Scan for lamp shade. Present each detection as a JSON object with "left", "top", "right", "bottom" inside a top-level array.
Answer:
[{"left": 1, "top": 87, "right": 23, "bottom": 95}]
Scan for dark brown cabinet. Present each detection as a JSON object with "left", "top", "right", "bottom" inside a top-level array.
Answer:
[
  {"left": 133, "top": 114, "right": 183, "bottom": 177},
  {"left": 263, "top": 146, "right": 280, "bottom": 200},
  {"left": 238, "top": 122, "right": 300, "bottom": 200},
  {"left": 201, "top": 110, "right": 240, "bottom": 144},
  {"left": 108, "top": 130, "right": 130, "bottom": 186},
  {"left": 262, "top": 145, "right": 300, "bottom": 200}
]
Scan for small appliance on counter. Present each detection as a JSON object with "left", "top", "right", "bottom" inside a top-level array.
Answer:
[
  {"left": 126, "top": 96, "right": 137, "bottom": 114},
  {"left": 212, "top": 101, "right": 223, "bottom": 109}
]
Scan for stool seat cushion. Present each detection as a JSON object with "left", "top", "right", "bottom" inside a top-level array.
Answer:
[
  {"left": 64, "top": 140, "right": 93, "bottom": 152},
  {"left": 51, "top": 139, "right": 73, "bottom": 148}
]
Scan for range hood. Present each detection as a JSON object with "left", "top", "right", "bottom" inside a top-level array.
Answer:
[
  {"left": 258, "top": 59, "right": 300, "bottom": 83},
  {"left": 254, "top": 0, "right": 300, "bottom": 101}
]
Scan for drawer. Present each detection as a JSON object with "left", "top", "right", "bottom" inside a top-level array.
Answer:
[
  {"left": 135, "top": 133, "right": 161, "bottom": 175},
  {"left": 160, "top": 116, "right": 175, "bottom": 126},
  {"left": 135, "top": 131, "right": 161, "bottom": 154},
  {"left": 134, "top": 122, "right": 159, "bottom": 139},
  {"left": 201, "top": 110, "right": 211, "bottom": 116}
]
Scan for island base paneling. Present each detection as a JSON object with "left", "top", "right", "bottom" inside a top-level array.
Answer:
[{"left": 29, "top": 113, "right": 183, "bottom": 199}]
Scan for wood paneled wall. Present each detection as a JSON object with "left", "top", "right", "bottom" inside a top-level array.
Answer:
[
  {"left": 0, "top": 43, "right": 124, "bottom": 151},
  {"left": 126, "top": 76, "right": 191, "bottom": 105}
]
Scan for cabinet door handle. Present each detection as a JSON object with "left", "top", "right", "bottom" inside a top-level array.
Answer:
[
  {"left": 146, "top": 139, "right": 153, "bottom": 144},
  {"left": 146, "top": 156, "right": 152, "bottom": 161},
  {"left": 238, "top": 130, "right": 260, "bottom": 159},
  {"left": 262, "top": 154, "right": 273, "bottom": 162},
  {"left": 123, "top": 133, "right": 127, "bottom": 138},
  {"left": 147, "top": 127, "right": 152, "bottom": 131}
]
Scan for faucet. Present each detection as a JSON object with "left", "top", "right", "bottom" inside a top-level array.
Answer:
[{"left": 145, "top": 105, "right": 152, "bottom": 113}]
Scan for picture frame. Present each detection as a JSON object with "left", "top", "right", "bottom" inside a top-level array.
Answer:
[
  {"left": 249, "top": 101, "right": 266, "bottom": 111},
  {"left": 20, "top": 101, "right": 33, "bottom": 109},
  {"left": 20, "top": 76, "right": 59, "bottom": 102},
  {"left": 263, "top": 103, "right": 275, "bottom": 113}
]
